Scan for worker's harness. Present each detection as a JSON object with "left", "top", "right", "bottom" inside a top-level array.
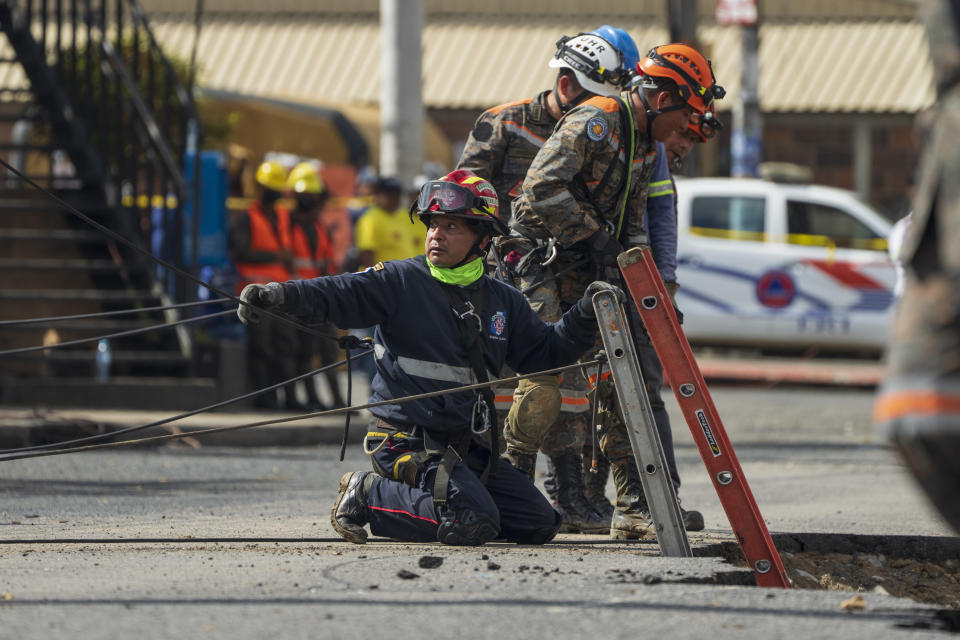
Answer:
[
  {"left": 361, "top": 284, "right": 497, "bottom": 511},
  {"left": 497, "top": 95, "right": 637, "bottom": 293}
]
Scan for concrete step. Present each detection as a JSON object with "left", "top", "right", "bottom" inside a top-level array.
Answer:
[
  {"left": 0, "top": 227, "right": 103, "bottom": 242},
  {"left": 0, "top": 376, "right": 218, "bottom": 411},
  {"left": 0, "top": 288, "right": 160, "bottom": 301},
  {"left": 0, "top": 257, "right": 121, "bottom": 272}
]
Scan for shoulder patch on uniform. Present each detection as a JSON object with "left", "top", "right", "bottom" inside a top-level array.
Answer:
[
  {"left": 473, "top": 121, "right": 493, "bottom": 142},
  {"left": 373, "top": 261, "right": 386, "bottom": 271},
  {"left": 586, "top": 115, "right": 609, "bottom": 142}
]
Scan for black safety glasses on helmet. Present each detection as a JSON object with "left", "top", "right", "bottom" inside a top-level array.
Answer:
[
  {"left": 415, "top": 180, "right": 494, "bottom": 216},
  {"left": 691, "top": 111, "right": 724, "bottom": 139},
  {"left": 555, "top": 35, "right": 632, "bottom": 88}
]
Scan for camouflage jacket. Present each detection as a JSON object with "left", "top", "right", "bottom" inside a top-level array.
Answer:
[
  {"left": 513, "top": 91, "right": 659, "bottom": 250},
  {"left": 456, "top": 91, "right": 558, "bottom": 222}
]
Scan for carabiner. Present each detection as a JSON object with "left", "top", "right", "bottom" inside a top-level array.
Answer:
[
  {"left": 541, "top": 238, "right": 558, "bottom": 267},
  {"left": 452, "top": 301, "right": 482, "bottom": 333},
  {"left": 470, "top": 396, "right": 491, "bottom": 434}
]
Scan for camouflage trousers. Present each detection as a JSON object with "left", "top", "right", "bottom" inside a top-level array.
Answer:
[
  {"left": 590, "top": 316, "right": 680, "bottom": 491},
  {"left": 503, "top": 256, "right": 597, "bottom": 457},
  {"left": 503, "top": 255, "right": 680, "bottom": 489}
]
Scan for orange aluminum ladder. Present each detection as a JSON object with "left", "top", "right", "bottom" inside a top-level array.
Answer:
[{"left": 617, "top": 246, "right": 791, "bottom": 588}]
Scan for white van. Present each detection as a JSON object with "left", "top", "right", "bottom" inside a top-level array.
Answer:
[{"left": 673, "top": 178, "right": 896, "bottom": 352}]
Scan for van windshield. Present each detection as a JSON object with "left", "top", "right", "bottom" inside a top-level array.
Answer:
[{"left": 690, "top": 195, "right": 766, "bottom": 242}]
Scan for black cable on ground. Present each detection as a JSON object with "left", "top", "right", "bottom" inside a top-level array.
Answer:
[
  {"left": 0, "top": 309, "right": 241, "bottom": 357},
  {"left": 0, "top": 348, "right": 375, "bottom": 455},
  {"left": 0, "top": 359, "right": 600, "bottom": 463},
  {"left": 0, "top": 157, "right": 331, "bottom": 341},
  {"left": 0, "top": 298, "right": 233, "bottom": 327}
]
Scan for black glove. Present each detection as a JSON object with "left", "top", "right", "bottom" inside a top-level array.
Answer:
[
  {"left": 237, "top": 282, "right": 285, "bottom": 326},
  {"left": 577, "top": 280, "right": 625, "bottom": 317},
  {"left": 588, "top": 229, "right": 624, "bottom": 266}
]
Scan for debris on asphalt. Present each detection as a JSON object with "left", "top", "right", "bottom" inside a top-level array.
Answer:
[
  {"left": 397, "top": 569, "right": 419, "bottom": 580},
  {"left": 418, "top": 556, "right": 443, "bottom": 569}
]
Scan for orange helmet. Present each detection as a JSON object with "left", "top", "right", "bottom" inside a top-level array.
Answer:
[
  {"left": 688, "top": 107, "right": 723, "bottom": 142},
  {"left": 411, "top": 169, "right": 507, "bottom": 236},
  {"left": 637, "top": 44, "right": 725, "bottom": 113}
]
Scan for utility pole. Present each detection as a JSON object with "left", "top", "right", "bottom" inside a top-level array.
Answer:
[
  {"left": 379, "top": 0, "right": 424, "bottom": 188},
  {"left": 718, "top": 0, "right": 761, "bottom": 177},
  {"left": 667, "top": 0, "right": 699, "bottom": 176}
]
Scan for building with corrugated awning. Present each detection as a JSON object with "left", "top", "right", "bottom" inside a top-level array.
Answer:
[{"left": 139, "top": 0, "right": 932, "bottom": 216}]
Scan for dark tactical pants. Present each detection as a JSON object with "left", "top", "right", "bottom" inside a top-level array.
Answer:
[
  {"left": 364, "top": 428, "right": 561, "bottom": 544},
  {"left": 596, "top": 319, "right": 681, "bottom": 491}
]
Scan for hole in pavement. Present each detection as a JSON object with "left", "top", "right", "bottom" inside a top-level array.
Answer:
[{"left": 695, "top": 533, "right": 960, "bottom": 608}]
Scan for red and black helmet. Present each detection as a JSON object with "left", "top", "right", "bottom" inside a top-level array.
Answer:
[{"left": 411, "top": 169, "right": 507, "bottom": 236}]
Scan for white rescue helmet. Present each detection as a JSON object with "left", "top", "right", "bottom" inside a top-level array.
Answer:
[{"left": 549, "top": 33, "right": 627, "bottom": 97}]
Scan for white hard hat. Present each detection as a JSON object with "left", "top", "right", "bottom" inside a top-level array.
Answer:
[{"left": 549, "top": 33, "right": 628, "bottom": 97}]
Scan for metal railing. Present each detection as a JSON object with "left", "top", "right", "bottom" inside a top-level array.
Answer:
[{"left": 1, "top": 0, "right": 199, "bottom": 300}]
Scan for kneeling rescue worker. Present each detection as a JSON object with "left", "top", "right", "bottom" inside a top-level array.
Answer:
[{"left": 238, "top": 169, "right": 620, "bottom": 546}]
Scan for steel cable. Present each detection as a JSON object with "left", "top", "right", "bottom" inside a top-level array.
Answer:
[
  {"left": 0, "top": 297, "right": 233, "bottom": 327},
  {"left": 0, "top": 157, "right": 333, "bottom": 341},
  {"left": 0, "top": 309, "right": 244, "bottom": 357},
  {"left": 0, "top": 349, "right": 375, "bottom": 455},
  {"left": 0, "top": 359, "right": 601, "bottom": 462}
]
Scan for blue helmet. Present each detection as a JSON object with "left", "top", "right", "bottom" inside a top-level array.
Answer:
[{"left": 590, "top": 25, "right": 640, "bottom": 76}]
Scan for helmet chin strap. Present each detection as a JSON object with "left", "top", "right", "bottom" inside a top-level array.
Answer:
[
  {"left": 553, "top": 84, "right": 590, "bottom": 115},
  {"left": 637, "top": 89, "right": 687, "bottom": 141},
  {"left": 450, "top": 234, "right": 491, "bottom": 269}
]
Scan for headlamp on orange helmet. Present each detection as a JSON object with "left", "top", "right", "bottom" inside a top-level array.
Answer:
[
  {"left": 688, "top": 108, "right": 723, "bottom": 142},
  {"left": 636, "top": 44, "right": 725, "bottom": 114}
]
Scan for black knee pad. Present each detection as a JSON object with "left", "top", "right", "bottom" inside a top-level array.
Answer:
[
  {"left": 510, "top": 510, "right": 562, "bottom": 545},
  {"left": 436, "top": 509, "right": 499, "bottom": 546}
]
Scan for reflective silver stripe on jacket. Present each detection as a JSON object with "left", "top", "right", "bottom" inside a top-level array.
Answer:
[
  {"left": 503, "top": 122, "right": 546, "bottom": 148},
  {"left": 375, "top": 343, "right": 494, "bottom": 385}
]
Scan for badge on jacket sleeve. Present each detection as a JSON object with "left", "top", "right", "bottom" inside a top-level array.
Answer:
[{"left": 586, "top": 116, "right": 608, "bottom": 141}]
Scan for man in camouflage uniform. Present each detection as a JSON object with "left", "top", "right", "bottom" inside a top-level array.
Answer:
[
  {"left": 574, "top": 111, "right": 723, "bottom": 531},
  {"left": 873, "top": 0, "right": 960, "bottom": 534},
  {"left": 458, "top": 28, "right": 640, "bottom": 533},
  {"left": 507, "top": 43, "right": 724, "bottom": 539}
]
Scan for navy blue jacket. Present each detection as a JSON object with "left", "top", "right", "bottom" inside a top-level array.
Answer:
[{"left": 283, "top": 256, "right": 596, "bottom": 433}]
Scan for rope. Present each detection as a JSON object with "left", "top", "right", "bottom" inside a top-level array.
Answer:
[
  {"left": 0, "top": 359, "right": 600, "bottom": 462},
  {"left": 0, "top": 309, "right": 244, "bottom": 357},
  {"left": 0, "top": 298, "right": 232, "bottom": 327},
  {"left": 0, "top": 349, "right": 375, "bottom": 455},
  {"left": 0, "top": 157, "right": 332, "bottom": 342}
]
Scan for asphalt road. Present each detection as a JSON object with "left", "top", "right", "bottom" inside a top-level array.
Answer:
[{"left": 0, "top": 387, "right": 956, "bottom": 639}]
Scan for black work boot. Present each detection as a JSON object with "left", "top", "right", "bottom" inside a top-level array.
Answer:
[
  {"left": 331, "top": 471, "right": 372, "bottom": 544},
  {"left": 504, "top": 447, "right": 537, "bottom": 482},
  {"left": 584, "top": 453, "right": 615, "bottom": 521},
  {"left": 550, "top": 452, "right": 609, "bottom": 534},
  {"left": 681, "top": 505, "right": 705, "bottom": 531},
  {"left": 609, "top": 458, "right": 654, "bottom": 540}
]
